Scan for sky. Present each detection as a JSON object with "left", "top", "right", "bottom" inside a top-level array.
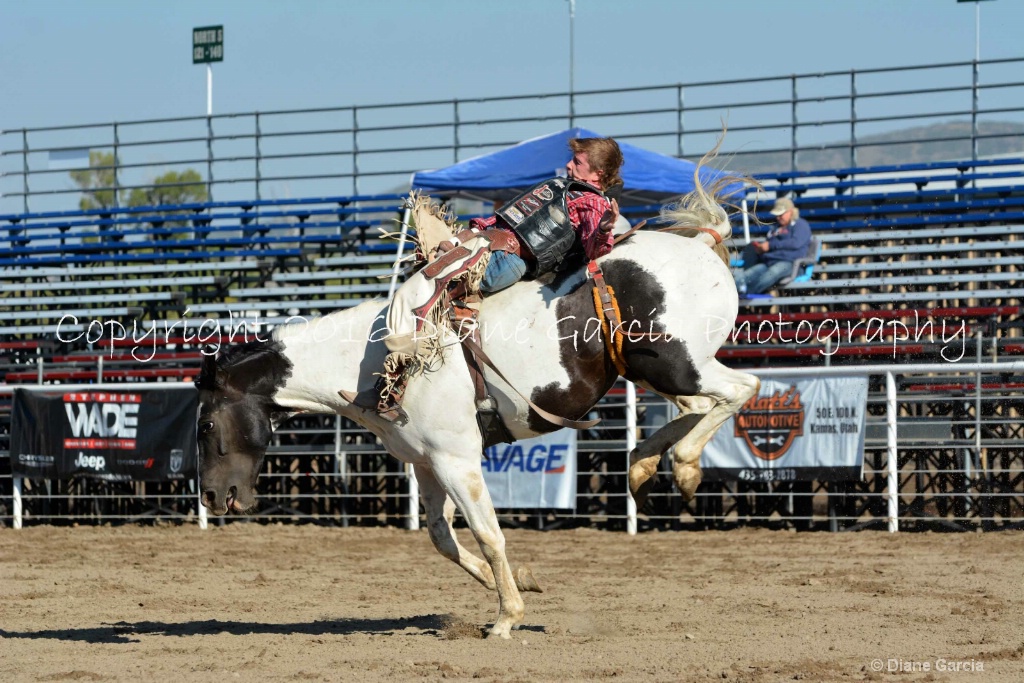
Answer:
[
  {"left": 2, "top": 0, "right": 1021, "bottom": 128},
  {"left": 2, "top": 0, "right": 1023, "bottom": 208}
]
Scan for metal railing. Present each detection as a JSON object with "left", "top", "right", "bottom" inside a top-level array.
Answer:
[
  {"left": 3, "top": 57, "right": 1024, "bottom": 214},
  {"left": 2, "top": 362, "right": 1021, "bottom": 532}
]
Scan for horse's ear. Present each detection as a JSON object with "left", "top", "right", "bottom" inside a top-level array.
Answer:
[{"left": 195, "top": 349, "right": 221, "bottom": 390}]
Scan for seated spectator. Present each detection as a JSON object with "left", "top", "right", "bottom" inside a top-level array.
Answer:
[{"left": 733, "top": 196, "right": 811, "bottom": 296}]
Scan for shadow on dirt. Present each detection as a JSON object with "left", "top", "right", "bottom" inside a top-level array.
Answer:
[{"left": 0, "top": 614, "right": 457, "bottom": 644}]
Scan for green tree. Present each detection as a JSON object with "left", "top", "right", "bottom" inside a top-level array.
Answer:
[
  {"left": 69, "top": 150, "right": 121, "bottom": 210},
  {"left": 128, "top": 169, "right": 209, "bottom": 239},
  {"left": 127, "top": 169, "right": 208, "bottom": 209}
]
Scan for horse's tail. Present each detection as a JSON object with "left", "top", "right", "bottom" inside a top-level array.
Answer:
[{"left": 658, "top": 129, "right": 759, "bottom": 267}]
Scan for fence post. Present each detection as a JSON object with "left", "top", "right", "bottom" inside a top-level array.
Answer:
[
  {"left": 206, "top": 112, "right": 214, "bottom": 203},
  {"left": 676, "top": 85, "right": 684, "bottom": 159},
  {"left": 255, "top": 112, "right": 262, "bottom": 201},
  {"left": 625, "top": 382, "right": 638, "bottom": 535},
  {"left": 387, "top": 206, "right": 412, "bottom": 302},
  {"left": 197, "top": 475, "right": 208, "bottom": 529},
  {"left": 352, "top": 106, "right": 359, "bottom": 196},
  {"left": 22, "top": 129, "right": 29, "bottom": 213},
  {"left": 971, "top": 58, "right": 980, "bottom": 163},
  {"left": 334, "top": 414, "right": 349, "bottom": 527},
  {"left": 790, "top": 75, "right": 798, "bottom": 173},
  {"left": 112, "top": 122, "right": 120, "bottom": 209},
  {"left": 885, "top": 371, "right": 898, "bottom": 533},
  {"left": 973, "top": 329, "right": 983, "bottom": 525},
  {"left": 741, "top": 198, "right": 751, "bottom": 243},
  {"left": 407, "top": 464, "right": 420, "bottom": 531},
  {"left": 453, "top": 99, "right": 460, "bottom": 164},
  {"left": 13, "top": 477, "right": 23, "bottom": 529},
  {"left": 849, "top": 70, "right": 857, "bottom": 169}
]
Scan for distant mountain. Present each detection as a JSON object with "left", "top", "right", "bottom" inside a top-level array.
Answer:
[{"left": 726, "top": 120, "right": 1024, "bottom": 175}]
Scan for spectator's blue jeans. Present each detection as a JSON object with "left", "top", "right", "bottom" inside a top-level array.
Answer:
[
  {"left": 733, "top": 259, "right": 793, "bottom": 295},
  {"left": 480, "top": 250, "right": 528, "bottom": 294}
]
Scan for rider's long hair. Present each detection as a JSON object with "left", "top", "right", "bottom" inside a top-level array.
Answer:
[{"left": 570, "top": 137, "right": 624, "bottom": 190}]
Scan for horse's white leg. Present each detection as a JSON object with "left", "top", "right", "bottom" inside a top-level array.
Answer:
[
  {"left": 432, "top": 457, "right": 525, "bottom": 639},
  {"left": 415, "top": 464, "right": 496, "bottom": 590},
  {"left": 416, "top": 463, "right": 543, "bottom": 595},
  {"left": 670, "top": 361, "right": 760, "bottom": 500}
]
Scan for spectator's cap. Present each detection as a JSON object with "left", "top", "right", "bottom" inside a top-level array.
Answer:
[{"left": 770, "top": 197, "right": 795, "bottom": 216}]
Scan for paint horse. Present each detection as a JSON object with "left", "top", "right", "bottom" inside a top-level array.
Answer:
[{"left": 195, "top": 179, "right": 760, "bottom": 639}]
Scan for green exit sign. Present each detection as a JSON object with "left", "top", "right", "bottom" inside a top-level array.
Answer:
[{"left": 193, "top": 25, "right": 224, "bottom": 64}]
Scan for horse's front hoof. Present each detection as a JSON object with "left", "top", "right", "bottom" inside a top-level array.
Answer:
[
  {"left": 514, "top": 566, "right": 543, "bottom": 593},
  {"left": 487, "top": 624, "right": 513, "bottom": 640}
]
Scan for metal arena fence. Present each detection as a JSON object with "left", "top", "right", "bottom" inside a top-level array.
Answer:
[
  {"left": 2, "top": 56, "right": 1023, "bottom": 531},
  {"left": 2, "top": 362, "right": 1022, "bottom": 532},
  {"left": 3, "top": 57, "right": 1024, "bottom": 214}
]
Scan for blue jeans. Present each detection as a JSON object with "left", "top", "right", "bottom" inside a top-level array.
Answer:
[
  {"left": 733, "top": 259, "right": 792, "bottom": 295},
  {"left": 480, "top": 250, "right": 528, "bottom": 294}
]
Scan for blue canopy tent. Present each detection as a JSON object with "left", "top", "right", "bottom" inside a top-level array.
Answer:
[{"left": 411, "top": 127, "right": 744, "bottom": 206}]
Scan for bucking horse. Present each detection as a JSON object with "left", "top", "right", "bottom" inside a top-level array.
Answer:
[{"left": 195, "top": 158, "right": 760, "bottom": 639}]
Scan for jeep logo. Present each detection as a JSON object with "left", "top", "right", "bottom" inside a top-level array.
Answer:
[{"left": 74, "top": 453, "right": 107, "bottom": 471}]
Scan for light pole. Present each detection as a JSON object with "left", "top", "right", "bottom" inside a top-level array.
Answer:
[
  {"left": 568, "top": 0, "right": 575, "bottom": 127},
  {"left": 957, "top": 0, "right": 996, "bottom": 61}
]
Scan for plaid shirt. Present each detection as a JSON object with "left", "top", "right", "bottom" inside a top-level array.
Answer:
[{"left": 470, "top": 189, "right": 613, "bottom": 262}]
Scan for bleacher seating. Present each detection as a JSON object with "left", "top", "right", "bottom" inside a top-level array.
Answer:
[
  {"left": 1, "top": 163, "right": 1022, "bottom": 379},
  {"left": 714, "top": 157, "right": 1024, "bottom": 365},
  {"left": 0, "top": 195, "right": 414, "bottom": 386}
]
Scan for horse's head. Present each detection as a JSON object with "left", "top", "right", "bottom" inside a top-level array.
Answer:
[{"left": 194, "top": 342, "right": 292, "bottom": 515}]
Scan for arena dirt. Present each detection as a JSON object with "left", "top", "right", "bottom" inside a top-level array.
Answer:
[{"left": 1, "top": 525, "right": 1022, "bottom": 682}]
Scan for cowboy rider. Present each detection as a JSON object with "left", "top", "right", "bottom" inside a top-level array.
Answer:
[{"left": 351, "top": 136, "right": 625, "bottom": 420}]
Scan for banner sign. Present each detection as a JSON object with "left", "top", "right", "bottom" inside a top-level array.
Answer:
[
  {"left": 10, "top": 387, "right": 199, "bottom": 482},
  {"left": 701, "top": 376, "right": 867, "bottom": 482},
  {"left": 482, "top": 429, "right": 577, "bottom": 509}
]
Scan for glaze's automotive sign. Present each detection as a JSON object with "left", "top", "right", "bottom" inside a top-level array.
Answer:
[
  {"left": 10, "top": 388, "right": 199, "bottom": 481},
  {"left": 701, "top": 376, "right": 867, "bottom": 482},
  {"left": 482, "top": 429, "right": 576, "bottom": 509}
]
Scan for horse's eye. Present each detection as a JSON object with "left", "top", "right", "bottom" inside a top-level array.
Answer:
[{"left": 199, "top": 421, "right": 215, "bottom": 434}]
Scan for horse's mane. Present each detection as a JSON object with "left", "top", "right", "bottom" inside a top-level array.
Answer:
[
  {"left": 658, "top": 132, "right": 759, "bottom": 265},
  {"left": 196, "top": 340, "right": 291, "bottom": 395}
]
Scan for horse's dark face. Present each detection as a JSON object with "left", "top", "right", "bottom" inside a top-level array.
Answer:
[
  {"left": 197, "top": 387, "right": 273, "bottom": 515},
  {"left": 194, "top": 344, "right": 292, "bottom": 515}
]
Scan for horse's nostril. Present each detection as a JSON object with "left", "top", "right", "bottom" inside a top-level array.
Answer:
[{"left": 202, "top": 490, "right": 218, "bottom": 508}]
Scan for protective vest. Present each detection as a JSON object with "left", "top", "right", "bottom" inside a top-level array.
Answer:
[{"left": 496, "top": 178, "right": 605, "bottom": 277}]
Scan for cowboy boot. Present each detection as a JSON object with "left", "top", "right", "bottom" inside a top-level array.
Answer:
[
  {"left": 338, "top": 352, "right": 412, "bottom": 423},
  {"left": 375, "top": 352, "right": 413, "bottom": 422}
]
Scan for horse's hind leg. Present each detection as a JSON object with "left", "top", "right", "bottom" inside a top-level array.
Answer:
[
  {"left": 628, "top": 407, "right": 703, "bottom": 508},
  {"left": 669, "top": 361, "right": 759, "bottom": 500},
  {"left": 629, "top": 394, "right": 721, "bottom": 506},
  {"left": 432, "top": 457, "right": 525, "bottom": 639},
  {"left": 415, "top": 464, "right": 543, "bottom": 595}
]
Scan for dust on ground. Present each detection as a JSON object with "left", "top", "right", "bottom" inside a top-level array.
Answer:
[{"left": 2, "top": 525, "right": 1022, "bottom": 682}]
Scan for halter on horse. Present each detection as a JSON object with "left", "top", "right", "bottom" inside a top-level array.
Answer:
[{"left": 195, "top": 174, "right": 759, "bottom": 639}]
